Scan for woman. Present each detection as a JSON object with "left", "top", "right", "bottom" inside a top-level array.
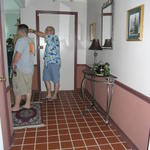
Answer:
[{"left": 30, "top": 26, "right": 60, "bottom": 100}]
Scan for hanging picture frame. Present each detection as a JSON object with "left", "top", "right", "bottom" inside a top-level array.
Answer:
[{"left": 127, "top": 4, "right": 144, "bottom": 41}]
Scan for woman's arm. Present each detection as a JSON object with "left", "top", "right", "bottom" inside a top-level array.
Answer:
[{"left": 29, "top": 29, "right": 45, "bottom": 38}]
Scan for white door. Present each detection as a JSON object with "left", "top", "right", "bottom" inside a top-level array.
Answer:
[{"left": 39, "top": 14, "right": 75, "bottom": 91}]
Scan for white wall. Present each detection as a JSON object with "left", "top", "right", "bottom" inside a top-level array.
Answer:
[
  {"left": 5, "top": 11, "right": 20, "bottom": 39},
  {"left": 21, "top": 0, "right": 87, "bottom": 64},
  {"left": 86, "top": 0, "right": 150, "bottom": 97},
  {"left": 0, "top": 119, "right": 4, "bottom": 150},
  {"left": 86, "top": 0, "right": 105, "bottom": 65}
]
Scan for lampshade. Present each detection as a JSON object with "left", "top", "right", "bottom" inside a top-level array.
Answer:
[{"left": 89, "top": 39, "right": 102, "bottom": 50}]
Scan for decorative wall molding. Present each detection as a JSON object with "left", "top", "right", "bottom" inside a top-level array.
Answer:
[{"left": 115, "top": 80, "right": 150, "bottom": 104}]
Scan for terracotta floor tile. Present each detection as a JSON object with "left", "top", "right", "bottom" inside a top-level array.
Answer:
[
  {"left": 25, "top": 131, "right": 35, "bottom": 138},
  {"left": 69, "top": 128, "right": 80, "bottom": 134},
  {"left": 11, "top": 146, "right": 21, "bottom": 150},
  {"left": 15, "top": 132, "right": 24, "bottom": 139},
  {"left": 84, "top": 139, "right": 97, "bottom": 146},
  {"left": 78, "top": 122, "right": 87, "bottom": 127},
  {"left": 37, "top": 130, "right": 47, "bottom": 137},
  {"left": 37, "top": 126, "right": 47, "bottom": 131},
  {"left": 36, "top": 136, "right": 47, "bottom": 143},
  {"left": 15, "top": 129, "right": 25, "bottom": 133},
  {"left": 96, "top": 137, "right": 108, "bottom": 145},
  {"left": 61, "top": 141, "right": 73, "bottom": 149},
  {"left": 87, "top": 122, "right": 97, "bottom": 127},
  {"left": 48, "top": 142, "right": 60, "bottom": 149},
  {"left": 107, "top": 136, "right": 119, "bottom": 143},
  {"left": 100, "top": 144, "right": 112, "bottom": 150},
  {"left": 68, "top": 123, "right": 78, "bottom": 128},
  {"left": 71, "top": 133, "right": 82, "bottom": 140},
  {"left": 112, "top": 143, "right": 125, "bottom": 150},
  {"left": 48, "top": 135, "right": 59, "bottom": 143},
  {"left": 13, "top": 138, "right": 23, "bottom": 145},
  {"left": 22, "top": 144, "right": 34, "bottom": 150},
  {"left": 90, "top": 127, "right": 100, "bottom": 132},
  {"left": 11, "top": 91, "right": 133, "bottom": 150},
  {"left": 58, "top": 124, "right": 68, "bottom": 129},
  {"left": 73, "top": 140, "right": 85, "bottom": 147},
  {"left": 26, "top": 128, "right": 36, "bottom": 132},
  {"left": 75, "top": 147, "right": 86, "bottom": 150},
  {"left": 60, "top": 134, "right": 71, "bottom": 141},
  {"left": 80, "top": 127, "right": 90, "bottom": 133},
  {"left": 87, "top": 146, "right": 100, "bottom": 150},
  {"left": 36, "top": 143, "right": 47, "bottom": 150},
  {"left": 103, "top": 131, "right": 115, "bottom": 137},
  {"left": 24, "top": 137, "right": 35, "bottom": 145},
  {"left": 48, "top": 130, "right": 58, "bottom": 136},
  {"left": 82, "top": 133, "right": 93, "bottom": 139},
  {"left": 100, "top": 126, "right": 110, "bottom": 131},
  {"left": 59, "top": 129, "right": 69, "bottom": 135},
  {"left": 58, "top": 119, "right": 66, "bottom": 124},
  {"left": 93, "top": 131, "right": 104, "bottom": 138}
]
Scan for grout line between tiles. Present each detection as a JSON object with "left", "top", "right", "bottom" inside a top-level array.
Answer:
[
  {"left": 71, "top": 92, "right": 101, "bottom": 150},
  {"left": 59, "top": 93, "right": 75, "bottom": 150},
  {"left": 33, "top": 128, "right": 37, "bottom": 150},
  {"left": 79, "top": 91, "right": 130, "bottom": 150},
  {"left": 53, "top": 97, "right": 62, "bottom": 150},
  {"left": 46, "top": 100, "right": 49, "bottom": 150},
  {"left": 20, "top": 128, "right": 27, "bottom": 150},
  {"left": 78, "top": 92, "right": 113, "bottom": 150},
  {"left": 66, "top": 93, "right": 89, "bottom": 150},
  {"left": 109, "top": 126, "right": 128, "bottom": 150}
]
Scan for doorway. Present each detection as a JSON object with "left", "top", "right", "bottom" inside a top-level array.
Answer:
[{"left": 36, "top": 11, "right": 78, "bottom": 91}]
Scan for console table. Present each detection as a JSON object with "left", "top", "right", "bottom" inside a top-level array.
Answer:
[{"left": 81, "top": 68, "right": 117, "bottom": 124}]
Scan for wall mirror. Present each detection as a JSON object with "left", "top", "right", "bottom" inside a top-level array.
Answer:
[{"left": 101, "top": 0, "right": 113, "bottom": 49}]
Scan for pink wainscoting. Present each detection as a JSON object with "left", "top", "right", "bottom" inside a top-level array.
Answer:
[
  {"left": 76, "top": 64, "right": 86, "bottom": 89},
  {"left": 85, "top": 80, "right": 150, "bottom": 150}
]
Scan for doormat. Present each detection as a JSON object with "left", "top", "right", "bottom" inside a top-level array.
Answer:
[{"left": 12, "top": 103, "right": 44, "bottom": 129}]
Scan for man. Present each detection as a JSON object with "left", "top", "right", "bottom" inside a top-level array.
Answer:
[{"left": 12, "top": 24, "right": 35, "bottom": 111}]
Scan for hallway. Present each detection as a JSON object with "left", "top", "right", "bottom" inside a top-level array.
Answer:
[{"left": 11, "top": 91, "right": 132, "bottom": 150}]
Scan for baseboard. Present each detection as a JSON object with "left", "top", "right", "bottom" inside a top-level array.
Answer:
[{"left": 85, "top": 89, "right": 139, "bottom": 150}]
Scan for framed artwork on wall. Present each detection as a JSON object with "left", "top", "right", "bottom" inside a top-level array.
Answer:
[
  {"left": 89, "top": 22, "right": 96, "bottom": 41},
  {"left": 127, "top": 4, "right": 144, "bottom": 41}
]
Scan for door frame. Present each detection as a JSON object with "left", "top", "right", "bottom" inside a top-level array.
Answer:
[
  {"left": 36, "top": 10, "right": 78, "bottom": 91},
  {"left": 0, "top": 0, "right": 12, "bottom": 149}
]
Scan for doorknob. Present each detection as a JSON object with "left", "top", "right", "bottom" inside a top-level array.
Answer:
[{"left": 0, "top": 76, "right": 6, "bottom": 82}]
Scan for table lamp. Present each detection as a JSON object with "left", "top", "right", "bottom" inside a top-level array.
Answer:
[{"left": 89, "top": 39, "right": 102, "bottom": 64}]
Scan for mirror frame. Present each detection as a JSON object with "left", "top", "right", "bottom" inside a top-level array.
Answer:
[{"left": 101, "top": 0, "right": 114, "bottom": 50}]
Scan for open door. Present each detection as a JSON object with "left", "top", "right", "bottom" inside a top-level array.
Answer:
[
  {"left": 36, "top": 11, "right": 78, "bottom": 91},
  {"left": 0, "top": 0, "right": 13, "bottom": 149}
]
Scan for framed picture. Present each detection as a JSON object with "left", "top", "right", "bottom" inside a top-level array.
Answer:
[
  {"left": 89, "top": 23, "right": 96, "bottom": 41},
  {"left": 127, "top": 4, "right": 144, "bottom": 41}
]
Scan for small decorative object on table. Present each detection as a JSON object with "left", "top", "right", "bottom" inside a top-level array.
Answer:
[{"left": 92, "top": 62, "right": 110, "bottom": 77}]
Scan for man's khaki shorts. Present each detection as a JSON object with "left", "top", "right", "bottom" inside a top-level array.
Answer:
[{"left": 12, "top": 69, "right": 33, "bottom": 96}]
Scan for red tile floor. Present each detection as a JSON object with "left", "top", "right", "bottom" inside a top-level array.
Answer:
[{"left": 10, "top": 91, "right": 132, "bottom": 150}]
